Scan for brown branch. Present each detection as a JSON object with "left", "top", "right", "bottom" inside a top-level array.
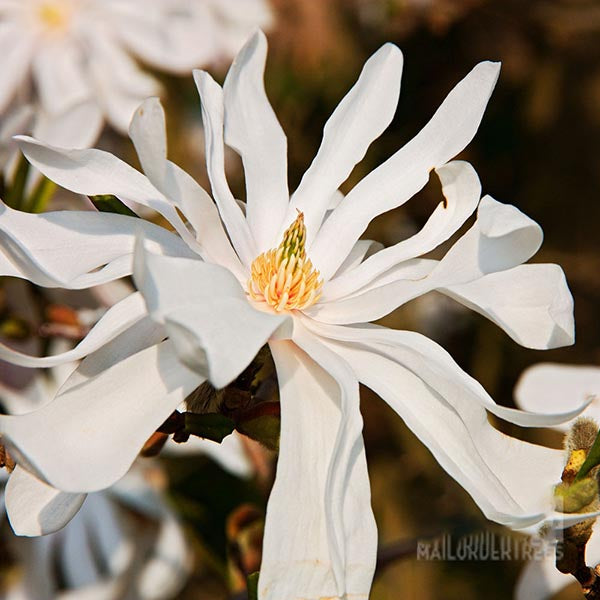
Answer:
[{"left": 557, "top": 528, "right": 600, "bottom": 598}]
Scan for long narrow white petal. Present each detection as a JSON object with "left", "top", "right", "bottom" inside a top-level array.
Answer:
[
  {"left": 260, "top": 337, "right": 376, "bottom": 599},
  {"left": 223, "top": 30, "right": 289, "bottom": 252},
  {"left": 306, "top": 322, "right": 563, "bottom": 529},
  {"left": 308, "top": 196, "right": 542, "bottom": 324},
  {"left": 293, "top": 326, "right": 378, "bottom": 596},
  {"left": 442, "top": 263, "right": 574, "bottom": 350},
  {"left": 134, "top": 242, "right": 290, "bottom": 388},
  {"left": 193, "top": 70, "right": 256, "bottom": 266},
  {"left": 62, "top": 308, "right": 166, "bottom": 392},
  {"left": 128, "top": 97, "right": 167, "bottom": 185},
  {"left": 0, "top": 201, "right": 192, "bottom": 289},
  {"left": 0, "top": 205, "right": 190, "bottom": 289},
  {"left": 129, "top": 98, "right": 244, "bottom": 279},
  {"left": 16, "top": 136, "right": 202, "bottom": 255},
  {"left": 323, "top": 160, "right": 481, "bottom": 301},
  {"left": 5, "top": 466, "right": 86, "bottom": 536},
  {"left": 0, "top": 292, "right": 146, "bottom": 368},
  {"left": 0, "top": 340, "right": 204, "bottom": 493},
  {"left": 288, "top": 43, "right": 403, "bottom": 244},
  {"left": 306, "top": 320, "right": 589, "bottom": 428},
  {"left": 516, "top": 364, "right": 600, "bottom": 432},
  {"left": 310, "top": 62, "right": 500, "bottom": 279}
]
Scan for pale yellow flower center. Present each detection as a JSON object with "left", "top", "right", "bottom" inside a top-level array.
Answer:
[
  {"left": 37, "top": 2, "right": 71, "bottom": 30},
  {"left": 247, "top": 212, "right": 323, "bottom": 312}
]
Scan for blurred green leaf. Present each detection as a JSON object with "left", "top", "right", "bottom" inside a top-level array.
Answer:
[
  {"left": 0, "top": 316, "right": 30, "bottom": 339},
  {"left": 89, "top": 194, "right": 139, "bottom": 218},
  {"left": 4, "top": 154, "right": 30, "bottom": 210},
  {"left": 184, "top": 412, "right": 235, "bottom": 443},
  {"left": 236, "top": 413, "right": 280, "bottom": 452},
  {"left": 24, "top": 176, "right": 56, "bottom": 213},
  {"left": 575, "top": 430, "right": 600, "bottom": 482},
  {"left": 247, "top": 572, "right": 259, "bottom": 600}
]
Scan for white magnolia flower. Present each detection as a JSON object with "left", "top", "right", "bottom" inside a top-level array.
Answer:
[
  {"left": 513, "top": 363, "right": 600, "bottom": 600},
  {"left": 0, "top": 0, "right": 273, "bottom": 139},
  {"left": 0, "top": 32, "right": 584, "bottom": 600}
]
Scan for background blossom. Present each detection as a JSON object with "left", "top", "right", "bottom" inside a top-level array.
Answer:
[{"left": 0, "top": 0, "right": 273, "bottom": 142}]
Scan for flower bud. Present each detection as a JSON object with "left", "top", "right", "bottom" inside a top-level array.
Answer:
[{"left": 554, "top": 479, "right": 599, "bottom": 513}]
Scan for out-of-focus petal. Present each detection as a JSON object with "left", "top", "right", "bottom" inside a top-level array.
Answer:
[
  {"left": 34, "top": 100, "right": 104, "bottom": 149},
  {"left": 166, "top": 433, "right": 253, "bottom": 478},
  {"left": 0, "top": 24, "right": 34, "bottom": 113},
  {"left": 81, "top": 493, "right": 134, "bottom": 577},
  {"left": 223, "top": 30, "right": 289, "bottom": 252},
  {"left": 5, "top": 466, "right": 86, "bottom": 536},
  {"left": 515, "top": 364, "right": 600, "bottom": 431},
  {"left": 310, "top": 62, "right": 500, "bottom": 279},
  {"left": 136, "top": 513, "right": 190, "bottom": 600},
  {"left": 86, "top": 30, "right": 160, "bottom": 133},
  {"left": 31, "top": 39, "right": 91, "bottom": 115},
  {"left": 112, "top": 0, "right": 216, "bottom": 72}
]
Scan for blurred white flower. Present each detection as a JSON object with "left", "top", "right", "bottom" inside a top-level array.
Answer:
[
  {"left": 516, "top": 363, "right": 600, "bottom": 432},
  {"left": 0, "top": 0, "right": 273, "bottom": 140},
  {"left": 0, "top": 106, "right": 33, "bottom": 175},
  {"left": 1, "top": 461, "right": 192, "bottom": 600},
  {"left": 0, "top": 362, "right": 191, "bottom": 599},
  {"left": 0, "top": 31, "right": 581, "bottom": 600},
  {"left": 0, "top": 348, "right": 254, "bottom": 597},
  {"left": 513, "top": 363, "right": 600, "bottom": 600}
]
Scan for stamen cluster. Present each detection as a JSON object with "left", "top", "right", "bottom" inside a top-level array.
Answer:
[
  {"left": 37, "top": 2, "right": 71, "bottom": 30},
  {"left": 247, "top": 212, "right": 323, "bottom": 312}
]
